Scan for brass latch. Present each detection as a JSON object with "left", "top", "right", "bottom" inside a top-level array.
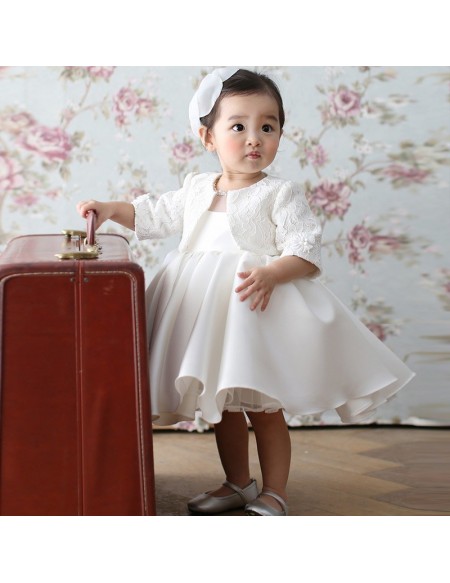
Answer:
[{"left": 56, "top": 229, "right": 101, "bottom": 260}]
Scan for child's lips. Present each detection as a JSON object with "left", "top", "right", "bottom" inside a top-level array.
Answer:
[{"left": 247, "top": 152, "right": 261, "bottom": 159}]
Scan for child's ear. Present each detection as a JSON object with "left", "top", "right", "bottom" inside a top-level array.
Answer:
[{"left": 199, "top": 126, "right": 215, "bottom": 151}]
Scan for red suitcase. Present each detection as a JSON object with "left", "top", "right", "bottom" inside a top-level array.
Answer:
[{"left": 0, "top": 214, "right": 156, "bottom": 515}]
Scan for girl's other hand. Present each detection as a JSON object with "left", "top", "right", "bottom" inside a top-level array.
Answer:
[{"left": 235, "top": 267, "right": 277, "bottom": 311}]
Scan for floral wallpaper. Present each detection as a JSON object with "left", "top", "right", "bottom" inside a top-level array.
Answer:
[{"left": 1, "top": 66, "right": 449, "bottom": 430}]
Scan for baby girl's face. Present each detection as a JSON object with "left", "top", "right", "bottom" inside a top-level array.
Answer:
[{"left": 206, "top": 93, "right": 282, "bottom": 178}]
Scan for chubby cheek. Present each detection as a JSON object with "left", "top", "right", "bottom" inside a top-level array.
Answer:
[
  {"left": 267, "top": 137, "right": 280, "bottom": 157},
  {"left": 221, "top": 135, "right": 243, "bottom": 154}
]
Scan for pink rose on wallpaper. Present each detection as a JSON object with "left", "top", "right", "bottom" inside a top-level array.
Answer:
[
  {"left": 383, "top": 163, "right": 430, "bottom": 184},
  {"left": 86, "top": 66, "right": 115, "bottom": 80},
  {"left": 14, "top": 192, "right": 39, "bottom": 207},
  {"left": 136, "top": 98, "right": 155, "bottom": 117},
  {"left": 172, "top": 142, "right": 195, "bottom": 162},
  {"left": 348, "top": 248, "right": 363, "bottom": 265},
  {"left": 114, "top": 87, "right": 139, "bottom": 113},
  {"left": 1, "top": 112, "right": 37, "bottom": 134},
  {"left": 348, "top": 224, "right": 371, "bottom": 249},
  {"left": 19, "top": 125, "right": 72, "bottom": 162},
  {"left": 0, "top": 154, "right": 25, "bottom": 191},
  {"left": 305, "top": 143, "right": 328, "bottom": 167},
  {"left": 329, "top": 88, "right": 361, "bottom": 118},
  {"left": 347, "top": 224, "right": 372, "bottom": 266},
  {"left": 115, "top": 113, "right": 127, "bottom": 127},
  {"left": 310, "top": 179, "right": 351, "bottom": 219}
]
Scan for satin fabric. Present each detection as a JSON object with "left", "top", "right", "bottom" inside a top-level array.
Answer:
[{"left": 146, "top": 211, "right": 415, "bottom": 426}]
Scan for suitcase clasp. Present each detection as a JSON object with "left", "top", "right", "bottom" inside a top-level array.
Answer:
[
  {"left": 56, "top": 229, "right": 101, "bottom": 260},
  {"left": 55, "top": 250, "right": 100, "bottom": 260}
]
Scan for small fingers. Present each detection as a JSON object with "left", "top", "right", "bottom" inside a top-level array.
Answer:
[
  {"left": 250, "top": 292, "right": 263, "bottom": 311},
  {"left": 251, "top": 290, "right": 272, "bottom": 311},
  {"left": 260, "top": 294, "right": 271, "bottom": 312},
  {"left": 235, "top": 269, "right": 273, "bottom": 311},
  {"left": 77, "top": 200, "right": 99, "bottom": 218},
  {"left": 235, "top": 278, "right": 254, "bottom": 294},
  {"left": 238, "top": 281, "right": 258, "bottom": 301},
  {"left": 77, "top": 199, "right": 95, "bottom": 207},
  {"left": 239, "top": 286, "right": 271, "bottom": 311},
  {"left": 235, "top": 272, "right": 252, "bottom": 292}
]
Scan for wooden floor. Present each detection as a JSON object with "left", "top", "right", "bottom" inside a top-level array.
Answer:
[{"left": 152, "top": 426, "right": 450, "bottom": 516}]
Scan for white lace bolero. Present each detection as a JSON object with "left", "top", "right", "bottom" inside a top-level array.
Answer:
[{"left": 132, "top": 172, "right": 322, "bottom": 276}]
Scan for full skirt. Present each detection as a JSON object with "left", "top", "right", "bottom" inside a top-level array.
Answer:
[{"left": 146, "top": 249, "right": 415, "bottom": 426}]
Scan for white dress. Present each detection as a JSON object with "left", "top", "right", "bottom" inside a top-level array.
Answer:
[{"left": 145, "top": 208, "right": 415, "bottom": 426}]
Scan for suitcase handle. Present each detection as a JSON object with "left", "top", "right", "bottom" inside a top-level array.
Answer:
[
  {"left": 86, "top": 210, "right": 97, "bottom": 247},
  {"left": 56, "top": 211, "right": 100, "bottom": 260},
  {"left": 61, "top": 210, "right": 97, "bottom": 243}
]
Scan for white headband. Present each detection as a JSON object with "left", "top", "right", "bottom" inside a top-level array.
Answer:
[{"left": 188, "top": 67, "right": 240, "bottom": 137}]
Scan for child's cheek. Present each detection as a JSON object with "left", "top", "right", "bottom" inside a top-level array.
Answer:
[{"left": 224, "top": 136, "right": 242, "bottom": 153}]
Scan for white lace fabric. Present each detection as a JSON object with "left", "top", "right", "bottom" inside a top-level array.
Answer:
[{"left": 132, "top": 172, "right": 323, "bottom": 276}]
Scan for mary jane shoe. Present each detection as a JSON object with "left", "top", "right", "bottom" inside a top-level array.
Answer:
[
  {"left": 187, "top": 479, "right": 258, "bottom": 514},
  {"left": 245, "top": 489, "right": 288, "bottom": 516}
]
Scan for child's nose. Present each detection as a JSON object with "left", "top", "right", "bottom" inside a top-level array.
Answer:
[{"left": 247, "top": 132, "right": 261, "bottom": 146}]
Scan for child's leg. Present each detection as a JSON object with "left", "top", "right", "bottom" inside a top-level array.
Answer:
[
  {"left": 246, "top": 409, "right": 291, "bottom": 510},
  {"left": 209, "top": 410, "right": 252, "bottom": 497}
]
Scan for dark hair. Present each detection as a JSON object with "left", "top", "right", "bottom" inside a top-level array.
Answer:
[{"left": 199, "top": 69, "right": 285, "bottom": 131}]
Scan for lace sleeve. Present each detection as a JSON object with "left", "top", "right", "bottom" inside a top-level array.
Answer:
[
  {"left": 131, "top": 173, "right": 194, "bottom": 240},
  {"left": 272, "top": 181, "right": 322, "bottom": 277}
]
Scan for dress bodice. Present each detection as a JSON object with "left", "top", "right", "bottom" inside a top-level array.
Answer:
[{"left": 186, "top": 211, "right": 240, "bottom": 253}]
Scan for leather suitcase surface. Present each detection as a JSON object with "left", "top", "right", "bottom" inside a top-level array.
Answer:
[{"left": 0, "top": 225, "right": 156, "bottom": 515}]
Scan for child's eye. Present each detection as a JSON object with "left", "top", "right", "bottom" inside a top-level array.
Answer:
[
  {"left": 262, "top": 124, "right": 273, "bottom": 133},
  {"left": 232, "top": 123, "right": 245, "bottom": 132}
]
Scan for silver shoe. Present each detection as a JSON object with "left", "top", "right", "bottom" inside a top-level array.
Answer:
[
  {"left": 245, "top": 489, "right": 288, "bottom": 516},
  {"left": 187, "top": 479, "right": 258, "bottom": 515}
]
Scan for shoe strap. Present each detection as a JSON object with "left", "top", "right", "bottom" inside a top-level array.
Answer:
[
  {"left": 223, "top": 479, "right": 255, "bottom": 504},
  {"left": 261, "top": 489, "right": 288, "bottom": 512}
]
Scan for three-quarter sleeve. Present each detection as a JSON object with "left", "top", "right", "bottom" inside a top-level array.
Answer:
[
  {"left": 272, "top": 181, "right": 322, "bottom": 277},
  {"left": 131, "top": 172, "right": 194, "bottom": 240}
]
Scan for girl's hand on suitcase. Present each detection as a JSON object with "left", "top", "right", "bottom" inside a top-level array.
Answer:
[
  {"left": 77, "top": 200, "right": 135, "bottom": 230},
  {"left": 77, "top": 200, "right": 113, "bottom": 229}
]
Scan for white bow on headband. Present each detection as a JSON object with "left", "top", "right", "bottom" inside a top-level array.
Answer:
[{"left": 188, "top": 67, "right": 240, "bottom": 136}]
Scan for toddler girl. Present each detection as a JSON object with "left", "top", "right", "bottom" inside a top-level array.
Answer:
[{"left": 77, "top": 67, "right": 415, "bottom": 516}]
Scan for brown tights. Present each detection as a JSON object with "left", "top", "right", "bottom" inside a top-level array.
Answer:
[{"left": 210, "top": 409, "right": 291, "bottom": 510}]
